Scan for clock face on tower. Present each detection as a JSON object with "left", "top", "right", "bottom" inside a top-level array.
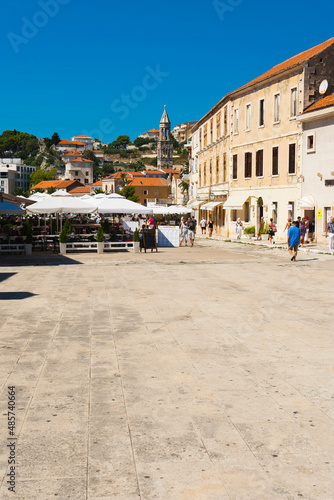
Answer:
[{"left": 319, "top": 80, "right": 328, "bottom": 95}]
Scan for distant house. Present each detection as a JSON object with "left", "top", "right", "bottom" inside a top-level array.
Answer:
[
  {"left": 143, "top": 170, "right": 168, "bottom": 179},
  {"left": 0, "top": 158, "right": 36, "bottom": 194},
  {"left": 102, "top": 171, "right": 145, "bottom": 194},
  {"left": 139, "top": 129, "right": 160, "bottom": 140},
  {"left": 56, "top": 140, "right": 86, "bottom": 153},
  {"left": 67, "top": 185, "right": 92, "bottom": 196},
  {"left": 71, "top": 135, "right": 93, "bottom": 149},
  {"left": 172, "top": 121, "right": 198, "bottom": 143},
  {"left": 64, "top": 157, "right": 94, "bottom": 185},
  {"left": 91, "top": 180, "right": 103, "bottom": 192},
  {"left": 61, "top": 149, "right": 83, "bottom": 162},
  {"left": 127, "top": 177, "right": 171, "bottom": 205},
  {"left": 31, "top": 180, "right": 83, "bottom": 192}
]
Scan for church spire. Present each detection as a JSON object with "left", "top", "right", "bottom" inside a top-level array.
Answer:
[{"left": 160, "top": 105, "right": 170, "bottom": 124}]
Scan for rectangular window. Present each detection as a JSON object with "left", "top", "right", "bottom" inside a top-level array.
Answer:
[
  {"left": 143, "top": 190, "right": 148, "bottom": 195},
  {"left": 234, "top": 108, "right": 239, "bottom": 134},
  {"left": 216, "top": 156, "right": 219, "bottom": 182},
  {"left": 216, "top": 112, "right": 221, "bottom": 138},
  {"left": 288, "top": 201, "right": 294, "bottom": 221},
  {"left": 223, "top": 106, "right": 227, "bottom": 135},
  {"left": 203, "top": 124, "right": 207, "bottom": 147},
  {"left": 210, "top": 119, "right": 214, "bottom": 143},
  {"left": 246, "top": 104, "right": 251, "bottom": 131},
  {"left": 289, "top": 144, "right": 296, "bottom": 174},
  {"left": 244, "top": 152, "right": 252, "bottom": 178},
  {"left": 290, "top": 88, "right": 297, "bottom": 117},
  {"left": 85, "top": 171, "right": 89, "bottom": 176},
  {"left": 203, "top": 162, "right": 206, "bottom": 185},
  {"left": 259, "top": 99, "right": 265, "bottom": 127},
  {"left": 307, "top": 133, "right": 315, "bottom": 153},
  {"left": 84, "top": 178, "right": 88, "bottom": 184},
  {"left": 199, "top": 129, "right": 202, "bottom": 149},
  {"left": 274, "top": 93, "right": 280, "bottom": 123},
  {"left": 154, "top": 190, "right": 158, "bottom": 195},
  {"left": 256, "top": 149, "right": 263, "bottom": 177},
  {"left": 272, "top": 147, "right": 279, "bottom": 175},
  {"left": 244, "top": 201, "right": 250, "bottom": 222},
  {"left": 232, "top": 155, "right": 238, "bottom": 179},
  {"left": 223, "top": 153, "right": 227, "bottom": 182}
]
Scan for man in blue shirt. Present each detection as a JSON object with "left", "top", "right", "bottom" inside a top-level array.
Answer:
[{"left": 287, "top": 221, "right": 301, "bottom": 261}]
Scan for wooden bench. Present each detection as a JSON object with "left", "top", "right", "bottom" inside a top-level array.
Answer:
[{"left": 0, "top": 243, "right": 25, "bottom": 254}]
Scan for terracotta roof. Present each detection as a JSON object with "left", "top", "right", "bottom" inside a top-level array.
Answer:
[
  {"left": 73, "top": 135, "right": 92, "bottom": 138},
  {"left": 161, "top": 168, "right": 174, "bottom": 173},
  {"left": 58, "top": 140, "right": 85, "bottom": 146},
  {"left": 93, "top": 150, "right": 103, "bottom": 153},
  {"left": 70, "top": 157, "right": 93, "bottom": 163},
  {"left": 68, "top": 186, "right": 91, "bottom": 194},
  {"left": 92, "top": 180, "right": 102, "bottom": 186},
  {"left": 32, "top": 180, "right": 80, "bottom": 189},
  {"left": 128, "top": 178, "right": 171, "bottom": 187},
  {"left": 304, "top": 92, "right": 334, "bottom": 113},
  {"left": 146, "top": 129, "right": 159, "bottom": 133},
  {"left": 112, "top": 171, "right": 145, "bottom": 179},
  {"left": 144, "top": 170, "right": 166, "bottom": 175},
  {"left": 233, "top": 38, "right": 334, "bottom": 93},
  {"left": 62, "top": 149, "right": 82, "bottom": 156}
]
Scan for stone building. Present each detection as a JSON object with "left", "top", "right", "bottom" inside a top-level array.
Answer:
[
  {"left": 189, "top": 37, "right": 334, "bottom": 237},
  {"left": 157, "top": 106, "right": 173, "bottom": 170}
]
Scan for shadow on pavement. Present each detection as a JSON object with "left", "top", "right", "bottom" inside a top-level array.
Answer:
[
  {"left": 0, "top": 254, "right": 83, "bottom": 267},
  {"left": 0, "top": 272, "right": 17, "bottom": 282},
  {"left": 0, "top": 292, "right": 37, "bottom": 300}
]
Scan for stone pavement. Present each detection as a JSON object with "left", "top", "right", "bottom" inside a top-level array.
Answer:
[{"left": 0, "top": 240, "right": 334, "bottom": 499}]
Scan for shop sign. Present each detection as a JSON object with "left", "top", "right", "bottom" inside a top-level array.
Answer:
[
  {"left": 287, "top": 204, "right": 293, "bottom": 210},
  {"left": 270, "top": 204, "right": 276, "bottom": 210},
  {"left": 318, "top": 209, "right": 322, "bottom": 219}
]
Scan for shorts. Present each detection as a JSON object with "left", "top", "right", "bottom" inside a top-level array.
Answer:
[
  {"left": 188, "top": 230, "right": 195, "bottom": 240},
  {"left": 289, "top": 244, "right": 298, "bottom": 252}
]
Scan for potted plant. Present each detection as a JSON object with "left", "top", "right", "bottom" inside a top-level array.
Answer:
[
  {"left": 22, "top": 219, "right": 33, "bottom": 256},
  {"left": 96, "top": 227, "right": 105, "bottom": 254},
  {"left": 59, "top": 229, "right": 68, "bottom": 254},
  {"left": 133, "top": 228, "right": 140, "bottom": 253},
  {"left": 244, "top": 225, "right": 256, "bottom": 239}
]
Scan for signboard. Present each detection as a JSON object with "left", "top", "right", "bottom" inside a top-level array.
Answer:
[
  {"left": 287, "top": 204, "right": 293, "bottom": 210},
  {"left": 318, "top": 209, "right": 322, "bottom": 219},
  {"left": 158, "top": 226, "right": 179, "bottom": 247},
  {"left": 271, "top": 204, "right": 276, "bottom": 210}
]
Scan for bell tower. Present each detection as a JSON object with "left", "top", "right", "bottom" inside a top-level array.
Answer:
[{"left": 157, "top": 105, "right": 173, "bottom": 170}]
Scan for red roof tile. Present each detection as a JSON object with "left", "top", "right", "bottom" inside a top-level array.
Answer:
[
  {"left": 304, "top": 92, "right": 334, "bottom": 113},
  {"left": 128, "top": 178, "right": 171, "bottom": 187},
  {"left": 233, "top": 38, "right": 334, "bottom": 93},
  {"left": 58, "top": 140, "right": 85, "bottom": 146},
  {"left": 68, "top": 186, "right": 91, "bottom": 193}
]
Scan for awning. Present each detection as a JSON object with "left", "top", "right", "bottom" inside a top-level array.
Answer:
[
  {"left": 298, "top": 195, "right": 315, "bottom": 210},
  {"left": 187, "top": 200, "right": 204, "bottom": 209},
  {"left": 223, "top": 193, "right": 249, "bottom": 210},
  {"left": 200, "top": 201, "right": 223, "bottom": 211}
]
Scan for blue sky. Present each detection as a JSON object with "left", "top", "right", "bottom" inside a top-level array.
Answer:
[{"left": 1, "top": 0, "right": 334, "bottom": 143}]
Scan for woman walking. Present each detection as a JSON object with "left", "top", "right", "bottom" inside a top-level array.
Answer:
[
  {"left": 268, "top": 218, "right": 276, "bottom": 245},
  {"left": 208, "top": 218, "right": 214, "bottom": 237},
  {"left": 200, "top": 218, "right": 207, "bottom": 234},
  {"left": 235, "top": 218, "right": 243, "bottom": 239},
  {"left": 300, "top": 218, "right": 306, "bottom": 247},
  {"left": 180, "top": 219, "right": 188, "bottom": 246}
]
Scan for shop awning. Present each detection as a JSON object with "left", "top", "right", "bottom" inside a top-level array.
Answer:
[
  {"left": 298, "top": 195, "right": 315, "bottom": 210},
  {"left": 223, "top": 193, "right": 249, "bottom": 210},
  {"left": 187, "top": 200, "right": 204, "bottom": 209},
  {"left": 200, "top": 201, "right": 223, "bottom": 211}
]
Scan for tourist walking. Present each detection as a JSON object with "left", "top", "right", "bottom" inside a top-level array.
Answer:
[
  {"left": 288, "top": 221, "right": 301, "bottom": 261},
  {"left": 186, "top": 216, "right": 196, "bottom": 247},
  {"left": 283, "top": 218, "right": 292, "bottom": 232},
  {"left": 180, "top": 219, "right": 188, "bottom": 246},
  {"left": 268, "top": 218, "right": 277, "bottom": 245},
  {"left": 208, "top": 218, "right": 214, "bottom": 237},
  {"left": 235, "top": 218, "right": 243, "bottom": 239},
  {"left": 325, "top": 216, "right": 334, "bottom": 251},
  {"left": 304, "top": 216, "right": 309, "bottom": 243},
  {"left": 300, "top": 217, "right": 306, "bottom": 247},
  {"left": 200, "top": 217, "right": 207, "bottom": 234}
]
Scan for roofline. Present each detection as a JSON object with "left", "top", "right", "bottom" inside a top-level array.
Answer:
[{"left": 298, "top": 105, "right": 334, "bottom": 122}]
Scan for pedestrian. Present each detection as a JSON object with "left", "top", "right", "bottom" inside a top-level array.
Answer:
[
  {"left": 283, "top": 218, "right": 292, "bottom": 232},
  {"left": 257, "top": 217, "right": 264, "bottom": 240},
  {"left": 300, "top": 217, "right": 306, "bottom": 247},
  {"left": 288, "top": 221, "right": 301, "bottom": 261},
  {"left": 304, "top": 216, "right": 309, "bottom": 243},
  {"left": 325, "top": 216, "right": 334, "bottom": 251},
  {"left": 180, "top": 219, "right": 188, "bottom": 246},
  {"left": 186, "top": 216, "right": 196, "bottom": 247},
  {"left": 268, "top": 218, "right": 276, "bottom": 245},
  {"left": 235, "top": 218, "right": 243, "bottom": 239},
  {"left": 208, "top": 218, "right": 214, "bottom": 237},
  {"left": 200, "top": 217, "right": 207, "bottom": 234}
]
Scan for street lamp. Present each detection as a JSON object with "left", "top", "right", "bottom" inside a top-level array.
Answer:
[{"left": 210, "top": 192, "right": 215, "bottom": 201}]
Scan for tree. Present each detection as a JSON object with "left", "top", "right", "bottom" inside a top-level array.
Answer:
[
  {"left": 29, "top": 168, "right": 56, "bottom": 188},
  {"left": 150, "top": 157, "right": 157, "bottom": 167},
  {"left": 133, "top": 137, "right": 150, "bottom": 148},
  {"left": 118, "top": 185, "right": 140, "bottom": 202},
  {"left": 51, "top": 132, "right": 60, "bottom": 146},
  {"left": 111, "top": 135, "right": 131, "bottom": 149},
  {"left": 47, "top": 187, "right": 57, "bottom": 194},
  {"left": 119, "top": 173, "right": 128, "bottom": 187},
  {"left": 0, "top": 130, "right": 39, "bottom": 159}
]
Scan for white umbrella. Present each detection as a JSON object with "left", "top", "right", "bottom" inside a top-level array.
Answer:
[
  {"left": 51, "top": 189, "right": 71, "bottom": 197},
  {"left": 26, "top": 196, "right": 97, "bottom": 214},
  {"left": 29, "top": 192, "right": 51, "bottom": 201},
  {"left": 96, "top": 197, "right": 152, "bottom": 214},
  {"left": 107, "top": 193, "right": 125, "bottom": 198}
]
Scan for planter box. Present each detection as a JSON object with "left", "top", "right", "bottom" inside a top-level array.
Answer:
[
  {"left": 59, "top": 242, "right": 67, "bottom": 254},
  {"left": 97, "top": 242, "right": 104, "bottom": 254},
  {"left": 25, "top": 244, "right": 32, "bottom": 256},
  {"left": 133, "top": 241, "right": 140, "bottom": 253}
]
